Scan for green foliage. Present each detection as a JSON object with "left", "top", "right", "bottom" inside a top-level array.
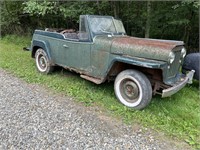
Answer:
[
  {"left": 0, "top": 1, "right": 24, "bottom": 35},
  {"left": 0, "top": 36, "right": 199, "bottom": 148},
  {"left": 0, "top": 1, "right": 199, "bottom": 50},
  {"left": 59, "top": 2, "right": 95, "bottom": 19},
  {"left": 143, "top": 1, "right": 198, "bottom": 51},
  {"left": 23, "top": 1, "right": 95, "bottom": 18},
  {"left": 23, "top": 1, "right": 58, "bottom": 16},
  {"left": 22, "top": 1, "right": 96, "bottom": 29}
]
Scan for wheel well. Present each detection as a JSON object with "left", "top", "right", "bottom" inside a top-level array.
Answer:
[
  {"left": 108, "top": 61, "right": 163, "bottom": 82},
  {"left": 32, "top": 46, "right": 41, "bottom": 58}
]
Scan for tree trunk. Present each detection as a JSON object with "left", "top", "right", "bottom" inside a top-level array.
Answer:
[
  {"left": 113, "top": 1, "right": 119, "bottom": 18},
  {"left": 96, "top": 0, "right": 101, "bottom": 15},
  {"left": 145, "top": 1, "right": 151, "bottom": 38},
  {"left": 183, "top": 9, "right": 194, "bottom": 51},
  {"left": 126, "top": 1, "right": 130, "bottom": 35}
]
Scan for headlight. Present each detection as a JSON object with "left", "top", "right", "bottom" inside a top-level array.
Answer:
[
  {"left": 168, "top": 52, "right": 175, "bottom": 64},
  {"left": 181, "top": 47, "right": 186, "bottom": 58}
]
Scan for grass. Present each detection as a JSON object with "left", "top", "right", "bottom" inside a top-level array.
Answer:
[{"left": 0, "top": 35, "right": 200, "bottom": 148}]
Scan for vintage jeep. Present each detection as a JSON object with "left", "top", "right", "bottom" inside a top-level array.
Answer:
[{"left": 30, "top": 15, "right": 194, "bottom": 110}]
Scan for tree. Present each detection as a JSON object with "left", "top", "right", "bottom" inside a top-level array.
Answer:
[
  {"left": 22, "top": 1, "right": 96, "bottom": 29},
  {"left": 145, "top": 1, "right": 151, "bottom": 38},
  {"left": 0, "top": 0, "right": 198, "bottom": 51},
  {"left": 0, "top": 1, "right": 24, "bottom": 35}
]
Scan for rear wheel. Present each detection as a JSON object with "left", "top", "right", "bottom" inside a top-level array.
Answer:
[
  {"left": 35, "top": 48, "right": 54, "bottom": 74},
  {"left": 114, "top": 69, "right": 152, "bottom": 110}
]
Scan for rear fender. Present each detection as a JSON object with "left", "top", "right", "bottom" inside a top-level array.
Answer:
[{"left": 31, "top": 40, "right": 51, "bottom": 60}]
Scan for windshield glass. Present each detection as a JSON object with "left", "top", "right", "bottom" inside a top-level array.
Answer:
[
  {"left": 114, "top": 19, "right": 126, "bottom": 33},
  {"left": 88, "top": 16, "right": 126, "bottom": 35}
]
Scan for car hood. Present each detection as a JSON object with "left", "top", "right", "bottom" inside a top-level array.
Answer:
[{"left": 110, "top": 36, "right": 184, "bottom": 61}]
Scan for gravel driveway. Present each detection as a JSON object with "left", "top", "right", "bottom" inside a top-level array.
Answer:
[{"left": 0, "top": 69, "right": 190, "bottom": 150}]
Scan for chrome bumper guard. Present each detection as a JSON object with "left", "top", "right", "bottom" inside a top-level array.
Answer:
[{"left": 162, "top": 70, "right": 195, "bottom": 98}]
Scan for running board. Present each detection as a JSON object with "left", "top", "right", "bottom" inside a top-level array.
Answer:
[{"left": 80, "top": 75, "right": 103, "bottom": 84}]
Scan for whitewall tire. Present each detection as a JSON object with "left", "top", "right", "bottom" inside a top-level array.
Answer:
[
  {"left": 114, "top": 69, "right": 152, "bottom": 110},
  {"left": 35, "top": 48, "right": 54, "bottom": 74}
]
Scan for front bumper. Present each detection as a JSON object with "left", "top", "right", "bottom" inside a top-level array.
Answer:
[{"left": 162, "top": 70, "right": 195, "bottom": 98}]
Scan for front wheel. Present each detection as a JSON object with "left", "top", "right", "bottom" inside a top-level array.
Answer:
[
  {"left": 114, "top": 69, "right": 152, "bottom": 110},
  {"left": 35, "top": 48, "right": 54, "bottom": 74}
]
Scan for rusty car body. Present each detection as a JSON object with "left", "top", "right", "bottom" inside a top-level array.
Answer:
[{"left": 30, "top": 15, "right": 194, "bottom": 109}]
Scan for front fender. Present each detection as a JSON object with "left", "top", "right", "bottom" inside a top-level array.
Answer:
[
  {"left": 112, "top": 56, "right": 167, "bottom": 69},
  {"left": 99, "top": 55, "right": 167, "bottom": 83}
]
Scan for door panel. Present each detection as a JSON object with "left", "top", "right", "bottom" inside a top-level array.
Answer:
[{"left": 51, "top": 39, "right": 91, "bottom": 73}]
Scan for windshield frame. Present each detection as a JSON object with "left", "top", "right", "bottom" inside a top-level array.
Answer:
[
  {"left": 113, "top": 18, "right": 126, "bottom": 34},
  {"left": 87, "top": 15, "right": 126, "bottom": 38}
]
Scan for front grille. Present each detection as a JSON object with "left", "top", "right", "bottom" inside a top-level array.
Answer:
[{"left": 167, "top": 51, "right": 181, "bottom": 78}]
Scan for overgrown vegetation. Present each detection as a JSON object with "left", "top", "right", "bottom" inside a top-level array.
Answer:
[
  {"left": 0, "top": 35, "right": 199, "bottom": 149},
  {"left": 0, "top": 1, "right": 199, "bottom": 52}
]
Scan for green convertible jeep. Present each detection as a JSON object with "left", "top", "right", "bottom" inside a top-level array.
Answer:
[{"left": 30, "top": 15, "right": 194, "bottom": 109}]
